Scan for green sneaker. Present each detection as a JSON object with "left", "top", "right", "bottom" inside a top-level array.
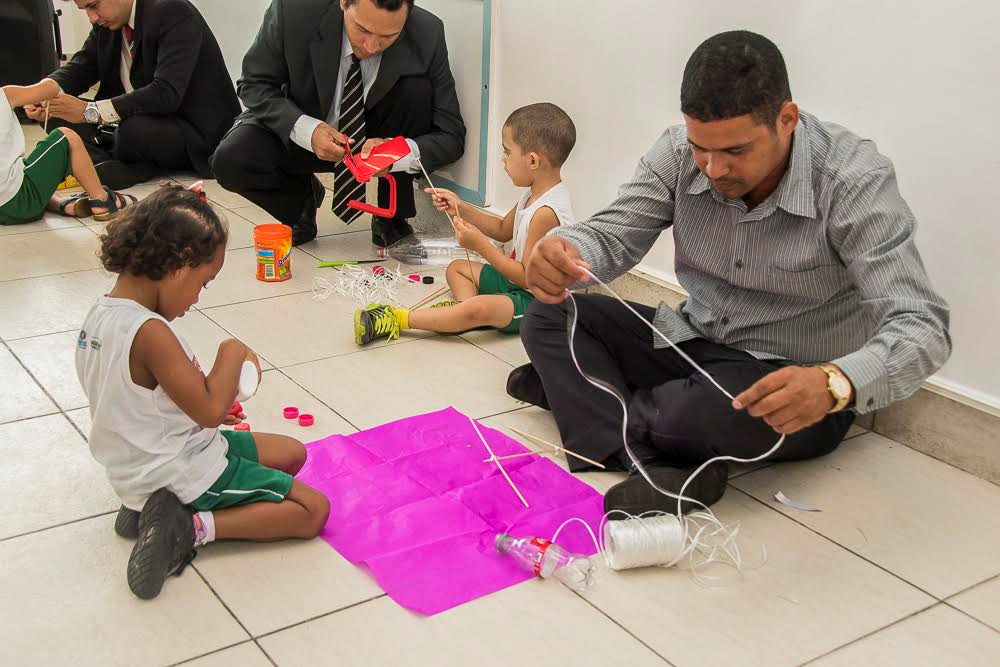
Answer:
[
  {"left": 431, "top": 300, "right": 458, "bottom": 308},
  {"left": 354, "top": 303, "right": 401, "bottom": 345}
]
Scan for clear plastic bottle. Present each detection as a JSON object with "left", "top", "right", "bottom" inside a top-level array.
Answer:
[
  {"left": 377, "top": 234, "right": 480, "bottom": 266},
  {"left": 495, "top": 533, "right": 595, "bottom": 591}
]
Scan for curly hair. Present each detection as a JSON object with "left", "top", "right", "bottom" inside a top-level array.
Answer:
[{"left": 99, "top": 185, "right": 228, "bottom": 280}]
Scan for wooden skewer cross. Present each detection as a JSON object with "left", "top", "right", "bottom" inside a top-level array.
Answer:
[
  {"left": 497, "top": 427, "right": 607, "bottom": 469},
  {"left": 469, "top": 416, "right": 529, "bottom": 508}
]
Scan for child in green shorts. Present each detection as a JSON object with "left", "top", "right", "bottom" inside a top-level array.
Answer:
[
  {"left": 76, "top": 185, "right": 329, "bottom": 600},
  {"left": 354, "top": 103, "right": 577, "bottom": 344},
  {"left": 2, "top": 80, "right": 135, "bottom": 225}
]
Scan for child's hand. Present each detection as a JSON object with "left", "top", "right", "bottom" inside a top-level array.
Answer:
[
  {"left": 424, "top": 187, "right": 460, "bottom": 217},
  {"left": 454, "top": 216, "right": 487, "bottom": 253},
  {"left": 222, "top": 402, "right": 246, "bottom": 426}
]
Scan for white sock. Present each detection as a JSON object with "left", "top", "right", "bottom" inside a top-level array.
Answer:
[{"left": 193, "top": 511, "right": 216, "bottom": 547}]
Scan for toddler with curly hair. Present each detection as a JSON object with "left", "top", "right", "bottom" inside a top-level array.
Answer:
[{"left": 76, "top": 185, "right": 329, "bottom": 600}]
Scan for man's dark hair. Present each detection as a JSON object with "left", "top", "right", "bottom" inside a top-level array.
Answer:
[
  {"left": 100, "top": 185, "right": 228, "bottom": 280},
  {"left": 504, "top": 103, "right": 577, "bottom": 167},
  {"left": 343, "top": 0, "right": 414, "bottom": 10},
  {"left": 680, "top": 31, "right": 792, "bottom": 127}
]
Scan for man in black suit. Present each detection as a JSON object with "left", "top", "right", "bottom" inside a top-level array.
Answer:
[
  {"left": 211, "top": 0, "right": 466, "bottom": 247},
  {"left": 23, "top": 0, "right": 240, "bottom": 189}
]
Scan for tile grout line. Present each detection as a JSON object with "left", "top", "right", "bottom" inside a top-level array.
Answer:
[
  {"left": 190, "top": 564, "right": 256, "bottom": 645},
  {"left": 570, "top": 589, "right": 677, "bottom": 666},
  {"left": 796, "top": 600, "right": 942, "bottom": 666},
  {"left": 252, "top": 594, "right": 388, "bottom": 642},
  {"left": 0, "top": 509, "right": 117, "bottom": 543},
  {"left": 162, "top": 639, "right": 255, "bottom": 667},
  {"left": 1, "top": 338, "right": 84, "bottom": 437},
  {"left": 940, "top": 598, "right": 1000, "bottom": 636},
  {"left": 729, "top": 486, "right": 943, "bottom": 600}
]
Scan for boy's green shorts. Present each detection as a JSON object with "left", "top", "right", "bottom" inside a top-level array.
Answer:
[
  {"left": 479, "top": 263, "right": 535, "bottom": 334},
  {"left": 0, "top": 130, "right": 72, "bottom": 225},
  {"left": 190, "top": 430, "right": 294, "bottom": 511}
]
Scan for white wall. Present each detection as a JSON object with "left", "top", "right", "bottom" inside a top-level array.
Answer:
[
  {"left": 489, "top": 0, "right": 1000, "bottom": 411},
  {"left": 189, "top": 0, "right": 270, "bottom": 84}
]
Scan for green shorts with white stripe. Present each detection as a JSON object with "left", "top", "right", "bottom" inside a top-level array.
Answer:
[
  {"left": 190, "top": 430, "right": 294, "bottom": 511},
  {"left": 0, "top": 130, "right": 71, "bottom": 225}
]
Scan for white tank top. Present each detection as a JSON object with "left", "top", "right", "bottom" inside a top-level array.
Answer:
[
  {"left": 510, "top": 181, "right": 575, "bottom": 261},
  {"left": 75, "top": 297, "right": 228, "bottom": 510},
  {"left": 0, "top": 92, "right": 25, "bottom": 207}
]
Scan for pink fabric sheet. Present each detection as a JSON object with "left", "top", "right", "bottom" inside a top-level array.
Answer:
[{"left": 297, "top": 407, "right": 605, "bottom": 615}]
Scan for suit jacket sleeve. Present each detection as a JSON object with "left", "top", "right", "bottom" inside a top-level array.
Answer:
[
  {"left": 48, "top": 29, "right": 101, "bottom": 96},
  {"left": 413, "top": 21, "right": 465, "bottom": 172},
  {"left": 237, "top": 0, "right": 306, "bottom": 146},
  {"left": 109, "top": 0, "right": 202, "bottom": 118}
]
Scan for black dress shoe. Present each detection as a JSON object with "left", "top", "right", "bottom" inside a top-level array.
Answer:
[
  {"left": 291, "top": 176, "right": 324, "bottom": 246},
  {"left": 506, "top": 363, "right": 550, "bottom": 410},
  {"left": 604, "top": 460, "right": 729, "bottom": 517},
  {"left": 371, "top": 216, "right": 414, "bottom": 248},
  {"left": 95, "top": 160, "right": 154, "bottom": 190}
]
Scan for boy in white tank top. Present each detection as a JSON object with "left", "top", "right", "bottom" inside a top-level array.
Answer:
[{"left": 353, "top": 103, "right": 577, "bottom": 343}]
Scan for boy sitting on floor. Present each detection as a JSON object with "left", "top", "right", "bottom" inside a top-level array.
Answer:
[
  {"left": 354, "top": 103, "right": 576, "bottom": 343},
  {"left": 2, "top": 80, "right": 135, "bottom": 225}
]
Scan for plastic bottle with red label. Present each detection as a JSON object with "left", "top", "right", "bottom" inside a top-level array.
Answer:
[{"left": 495, "top": 533, "right": 596, "bottom": 591}]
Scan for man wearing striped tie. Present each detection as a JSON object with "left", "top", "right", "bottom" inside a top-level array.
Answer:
[
  {"left": 21, "top": 0, "right": 240, "bottom": 190},
  {"left": 212, "top": 0, "right": 466, "bottom": 247},
  {"left": 511, "top": 31, "right": 951, "bottom": 518}
]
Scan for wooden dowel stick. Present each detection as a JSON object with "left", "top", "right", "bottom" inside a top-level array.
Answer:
[
  {"left": 470, "top": 416, "right": 529, "bottom": 508},
  {"left": 507, "top": 426, "right": 607, "bottom": 469},
  {"left": 409, "top": 284, "right": 450, "bottom": 310}
]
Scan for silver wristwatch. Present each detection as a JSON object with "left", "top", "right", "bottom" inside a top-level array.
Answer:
[{"left": 84, "top": 101, "right": 101, "bottom": 124}]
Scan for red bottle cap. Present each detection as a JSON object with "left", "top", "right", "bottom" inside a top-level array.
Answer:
[
  {"left": 234, "top": 422, "right": 250, "bottom": 431},
  {"left": 228, "top": 401, "right": 243, "bottom": 415},
  {"left": 407, "top": 273, "right": 420, "bottom": 282},
  {"left": 283, "top": 406, "right": 299, "bottom": 419},
  {"left": 373, "top": 265, "right": 386, "bottom": 276},
  {"left": 298, "top": 413, "right": 314, "bottom": 427}
]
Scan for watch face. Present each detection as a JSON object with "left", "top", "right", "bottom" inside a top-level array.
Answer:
[{"left": 830, "top": 375, "right": 851, "bottom": 399}]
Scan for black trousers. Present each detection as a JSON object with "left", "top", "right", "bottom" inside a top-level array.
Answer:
[
  {"left": 46, "top": 114, "right": 199, "bottom": 175},
  {"left": 521, "top": 294, "right": 854, "bottom": 472},
  {"left": 210, "top": 76, "right": 434, "bottom": 228}
]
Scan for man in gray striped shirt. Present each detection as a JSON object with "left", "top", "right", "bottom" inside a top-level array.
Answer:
[{"left": 509, "top": 31, "right": 951, "bottom": 516}]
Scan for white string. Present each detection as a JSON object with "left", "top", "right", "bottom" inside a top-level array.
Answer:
[
  {"left": 542, "top": 268, "right": 786, "bottom": 579},
  {"left": 311, "top": 263, "right": 411, "bottom": 307}
]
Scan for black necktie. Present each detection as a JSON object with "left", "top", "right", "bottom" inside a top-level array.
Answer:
[{"left": 331, "top": 56, "right": 367, "bottom": 224}]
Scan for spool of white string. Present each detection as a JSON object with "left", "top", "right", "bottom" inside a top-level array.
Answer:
[
  {"left": 603, "top": 515, "right": 686, "bottom": 570},
  {"left": 546, "top": 269, "right": 783, "bottom": 579}
]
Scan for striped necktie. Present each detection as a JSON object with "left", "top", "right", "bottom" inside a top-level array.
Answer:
[{"left": 331, "top": 56, "right": 367, "bottom": 225}]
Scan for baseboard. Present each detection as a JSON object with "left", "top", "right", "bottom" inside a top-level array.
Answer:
[{"left": 589, "top": 268, "right": 1000, "bottom": 486}]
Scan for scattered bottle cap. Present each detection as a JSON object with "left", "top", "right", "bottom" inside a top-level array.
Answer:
[
  {"left": 298, "top": 414, "right": 315, "bottom": 427},
  {"left": 283, "top": 406, "right": 299, "bottom": 419},
  {"left": 422, "top": 276, "right": 434, "bottom": 284},
  {"left": 407, "top": 273, "right": 421, "bottom": 283},
  {"left": 234, "top": 422, "right": 251, "bottom": 431}
]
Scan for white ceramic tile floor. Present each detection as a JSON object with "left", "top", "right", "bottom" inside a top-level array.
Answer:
[{"left": 0, "top": 173, "right": 996, "bottom": 666}]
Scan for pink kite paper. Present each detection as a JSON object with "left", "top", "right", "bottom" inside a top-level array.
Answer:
[{"left": 297, "top": 407, "right": 605, "bottom": 615}]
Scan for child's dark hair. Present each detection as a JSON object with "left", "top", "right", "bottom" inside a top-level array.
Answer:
[
  {"left": 504, "top": 103, "right": 577, "bottom": 167},
  {"left": 100, "top": 185, "right": 228, "bottom": 280}
]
